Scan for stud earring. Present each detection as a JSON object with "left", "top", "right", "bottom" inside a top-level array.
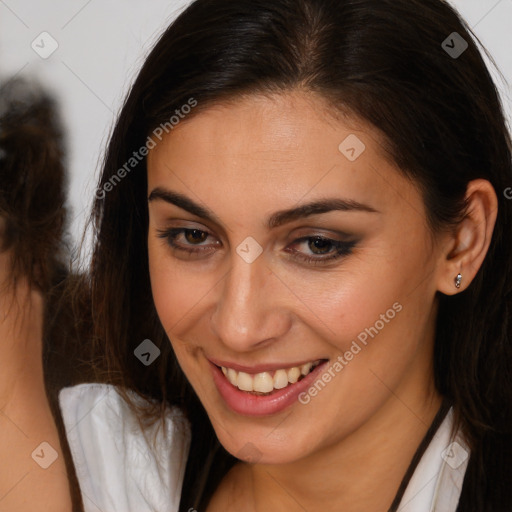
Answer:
[{"left": 454, "top": 272, "right": 462, "bottom": 289}]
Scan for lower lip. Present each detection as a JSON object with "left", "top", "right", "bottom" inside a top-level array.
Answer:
[{"left": 210, "top": 361, "right": 328, "bottom": 417}]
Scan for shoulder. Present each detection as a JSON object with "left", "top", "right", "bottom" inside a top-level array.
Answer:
[{"left": 59, "top": 383, "right": 191, "bottom": 512}]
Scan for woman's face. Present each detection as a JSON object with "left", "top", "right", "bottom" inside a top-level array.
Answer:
[{"left": 147, "top": 91, "right": 444, "bottom": 464}]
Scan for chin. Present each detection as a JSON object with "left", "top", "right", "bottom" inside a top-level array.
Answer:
[{"left": 210, "top": 419, "right": 315, "bottom": 465}]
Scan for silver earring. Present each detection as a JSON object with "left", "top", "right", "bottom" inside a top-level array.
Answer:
[{"left": 454, "top": 272, "right": 462, "bottom": 289}]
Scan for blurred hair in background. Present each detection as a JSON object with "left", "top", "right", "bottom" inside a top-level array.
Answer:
[
  {"left": 0, "top": 77, "right": 84, "bottom": 511},
  {"left": 0, "top": 77, "right": 68, "bottom": 291}
]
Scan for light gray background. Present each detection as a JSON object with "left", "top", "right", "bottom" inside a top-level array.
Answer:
[{"left": 1, "top": 0, "right": 511, "bottom": 252}]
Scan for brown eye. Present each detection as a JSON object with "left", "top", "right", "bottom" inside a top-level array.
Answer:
[
  {"left": 184, "top": 229, "right": 208, "bottom": 244},
  {"left": 308, "top": 236, "right": 334, "bottom": 254},
  {"left": 285, "top": 235, "right": 357, "bottom": 266},
  {"left": 156, "top": 227, "right": 220, "bottom": 258}
]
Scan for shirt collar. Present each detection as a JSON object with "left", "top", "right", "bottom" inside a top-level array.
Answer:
[{"left": 397, "top": 407, "right": 470, "bottom": 512}]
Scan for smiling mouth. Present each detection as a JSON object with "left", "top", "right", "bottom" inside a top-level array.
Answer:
[{"left": 218, "top": 360, "right": 324, "bottom": 396}]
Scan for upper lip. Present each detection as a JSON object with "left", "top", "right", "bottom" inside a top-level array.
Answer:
[{"left": 208, "top": 357, "right": 326, "bottom": 374}]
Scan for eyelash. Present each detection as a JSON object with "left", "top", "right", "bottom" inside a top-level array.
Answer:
[{"left": 156, "top": 228, "right": 356, "bottom": 265}]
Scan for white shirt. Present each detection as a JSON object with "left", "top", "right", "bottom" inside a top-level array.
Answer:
[{"left": 59, "top": 384, "right": 469, "bottom": 512}]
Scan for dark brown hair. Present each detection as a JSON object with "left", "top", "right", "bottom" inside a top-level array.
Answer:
[
  {"left": 0, "top": 78, "right": 69, "bottom": 292},
  {"left": 84, "top": 0, "right": 512, "bottom": 509}
]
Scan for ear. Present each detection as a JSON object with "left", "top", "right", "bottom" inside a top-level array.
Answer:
[{"left": 436, "top": 179, "right": 498, "bottom": 296}]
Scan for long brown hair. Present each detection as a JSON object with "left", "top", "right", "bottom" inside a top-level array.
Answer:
[{"left": 83, "top": 0, "right": 512, "bottom": 509}]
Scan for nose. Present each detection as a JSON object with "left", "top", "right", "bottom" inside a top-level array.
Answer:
[{"left": 210, "top": 252, "right": 292, "bottom": 352}]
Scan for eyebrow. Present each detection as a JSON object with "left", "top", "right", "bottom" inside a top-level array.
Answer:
[{"left": 148, "top": 187, "right": 379, "bottom": 229}]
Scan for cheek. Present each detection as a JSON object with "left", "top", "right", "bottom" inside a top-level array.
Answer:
[
  {"left": 320, "top": 286, "right": 405, "bottom": 376},
  {"left": 147, "top": 238, "right": 218, "bottom": 344},
  {"left": 295, "top": 243, "right": 430, "bottom": 365},
  {"left": 274, "top": 257, "right": 408, "bottom": 354}
]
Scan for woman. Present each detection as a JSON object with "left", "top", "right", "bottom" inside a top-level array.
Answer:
[
  {"left": 60, "top": 0, "right": 512, "bottom": 510},
  {"left": 0, "top": 78, "right": 74, "bottom": 511}
]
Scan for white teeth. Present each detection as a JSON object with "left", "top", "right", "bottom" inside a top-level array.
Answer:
[
  {"left": 301, "top": 362, "right": 312, "bottom": 376},
  {"left": 237, "top": 371, "right": 254, "bottom": 392},
  {"left": 253, "top": 372, "right": 274, "bottom": 393},
  {"left": 220, "top": 361, "right": 320, "bottom": 393},
  {"left": 287, "top": 366, "right": 301, "bottom": 384},
  {"left": 227, "top": 368, "right": 238, "bottom": 387},
  {"left": 273, "top": 369, "right": 289, "bottom": 389}
]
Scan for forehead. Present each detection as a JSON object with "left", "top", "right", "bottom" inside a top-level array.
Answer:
[
  {"left": 146, "top": 91, "right": 419, "bottom": 220},
  {"left": 149, "top": 91, "right": 386, "bottom": 162}
]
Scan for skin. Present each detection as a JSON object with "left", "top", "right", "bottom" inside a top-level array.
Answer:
[
  {"left": 0, "top": 220, "right": 72, "bottom": 512},
  {"left": 146, "top": 91, "right": 497, "bottom": 511}
]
